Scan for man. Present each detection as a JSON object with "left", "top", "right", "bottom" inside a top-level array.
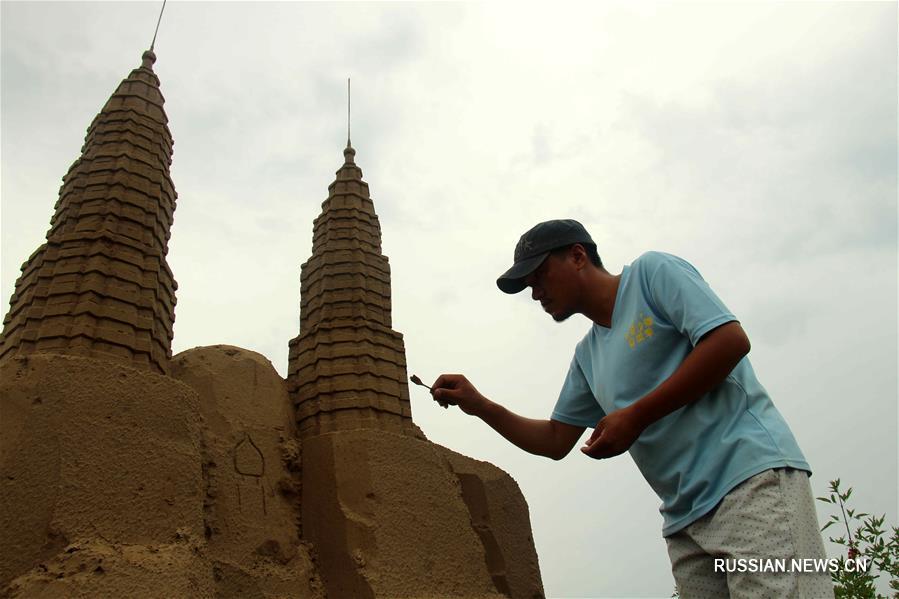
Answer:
[{"left": 431, "top": 219, "right": 833, "bottom": 598}]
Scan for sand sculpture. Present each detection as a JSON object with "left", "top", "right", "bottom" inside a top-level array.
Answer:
[{"left": 0, "top": 50, "right": 544, "bottom": 598}]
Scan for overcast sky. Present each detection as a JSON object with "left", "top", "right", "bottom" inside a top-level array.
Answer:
[{"left": 2, "top": 2, "right": 896, "bottom": 597}]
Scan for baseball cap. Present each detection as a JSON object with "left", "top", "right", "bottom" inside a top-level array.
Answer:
[{"left": 496, "top": 219, "right": 595, "bottom": 294}]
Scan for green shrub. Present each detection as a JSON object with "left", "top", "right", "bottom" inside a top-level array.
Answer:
[{"left": 817, "top": 479, "right": 898, "bottom": 598}]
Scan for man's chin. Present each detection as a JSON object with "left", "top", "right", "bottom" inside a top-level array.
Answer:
[
  {"left": 551, "top": 310, "right": 573, "bottom": 323},
  {"left": 542, "top": 302, "right": 573, "bottom": 322}
]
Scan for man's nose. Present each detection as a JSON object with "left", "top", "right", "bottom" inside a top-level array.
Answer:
[{"left": 530, "top": 285, "right": 543, "bottom": 301}]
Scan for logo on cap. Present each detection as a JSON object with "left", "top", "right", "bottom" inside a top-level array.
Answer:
[{"left": 514, "top": 238, "right": 534, "bottom": 261}]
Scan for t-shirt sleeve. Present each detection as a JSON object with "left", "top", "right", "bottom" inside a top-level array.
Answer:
[
  {"left": 645, "top": 252, "right": 737, "bottom": 346},
  {"left": 551, "top": 353, "right": 606, "bottom": 427}
]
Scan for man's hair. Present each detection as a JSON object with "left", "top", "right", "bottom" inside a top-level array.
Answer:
[{"left": 552, "top": 243, "right": 603, "bottom": 269}]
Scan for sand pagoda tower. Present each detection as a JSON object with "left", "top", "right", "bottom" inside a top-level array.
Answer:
[
  {"left": 0, "top": 50, "right": 178, "bottom": 375},
  {"left": 287, "top": 141, "right": 414, "bottom": 438}
]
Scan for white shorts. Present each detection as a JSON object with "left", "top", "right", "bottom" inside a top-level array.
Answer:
[{"left": 665, "top": 468, "right": 834, "bottom": 598}]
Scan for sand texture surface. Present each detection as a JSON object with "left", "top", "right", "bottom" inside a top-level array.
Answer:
[{"left": 0, "top": 353, "right": 206, "bottom": 595}]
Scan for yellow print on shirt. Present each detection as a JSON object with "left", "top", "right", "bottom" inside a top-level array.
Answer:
[{"left": 626, "top": 313, "right": 654, "bottom": 349}]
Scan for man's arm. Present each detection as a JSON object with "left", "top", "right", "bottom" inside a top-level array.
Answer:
[
  {"left": 580, "top": 320, "right": 751, "bottom": 459},
  {"left": 432, "top": 374, "right": 586, "bottom": 460}
]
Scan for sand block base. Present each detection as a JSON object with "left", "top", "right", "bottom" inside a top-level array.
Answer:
[
  {"left": 437, "top": 446, "right": 545, "bottom": 599},
  {"left": 303, "top": 429, "right": 509, "bottom": 598},
  {"left": 171, "top": 345, "right": 324, "bottom": 598},
  {"left": 0, "top": 354, "right": 205, "bottom": 587}
]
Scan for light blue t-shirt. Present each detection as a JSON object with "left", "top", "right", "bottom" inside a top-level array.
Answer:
[{"left": 552, "top": 251, "right": 810, "bottom": 536}]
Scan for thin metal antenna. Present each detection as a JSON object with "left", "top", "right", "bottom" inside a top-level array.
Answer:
[
  {"left": 150, "top": 0, "right": 167, "bottom": 51},
  {"left": 347, "top": 78, "right": 352, "bottom": 147}
]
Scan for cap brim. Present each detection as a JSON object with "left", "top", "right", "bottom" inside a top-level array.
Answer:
[{"left": 496, "top": 252, "right": 549, "bottom": 294}]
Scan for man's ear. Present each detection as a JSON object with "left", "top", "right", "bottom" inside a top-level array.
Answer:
[{"left": 570, "top": 244, "right": 588, "bottom": 270}]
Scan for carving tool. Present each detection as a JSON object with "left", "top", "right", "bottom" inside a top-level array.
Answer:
[{"left": 410, "top": 374, "right": 449, "bottom": 408}]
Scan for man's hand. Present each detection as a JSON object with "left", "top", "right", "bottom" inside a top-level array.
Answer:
[
  {"left": 580, "top": 406, "right": 644, "bottom": 459},
  {"left": 431, "top": 374, "right": 489, "bottom": 416}
]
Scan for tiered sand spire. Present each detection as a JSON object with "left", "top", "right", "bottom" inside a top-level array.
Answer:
[
  {"left": 287, "top": 143, "right": 414, "bottom": 438},
  {"left": 0, "top": 50, "right": 178, "bottom": 375}
]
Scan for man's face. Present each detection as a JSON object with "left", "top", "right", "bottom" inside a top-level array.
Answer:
[{"left": 524, "top": 250, "right": 577, "bottom": 322}]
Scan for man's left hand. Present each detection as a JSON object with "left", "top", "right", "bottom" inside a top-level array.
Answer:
[{"left": 580, "top": 406, "right": 645, "bottom": 459}]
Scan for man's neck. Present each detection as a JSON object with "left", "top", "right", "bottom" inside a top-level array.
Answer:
[{"left": 581, "top": 269, "right": 621, "bottom": 328}]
